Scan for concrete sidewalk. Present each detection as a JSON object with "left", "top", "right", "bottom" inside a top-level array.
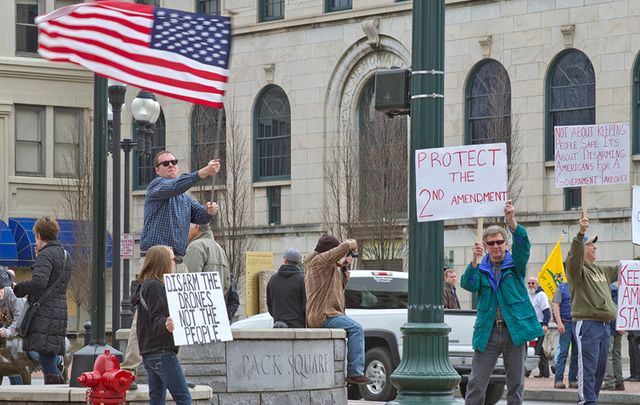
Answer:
[{"left": 348, "top": 377, "right": 640, "bottom": 404}]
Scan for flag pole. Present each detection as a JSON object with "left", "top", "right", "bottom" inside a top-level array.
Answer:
[
  {"left": 476, "top": 217, "right": 484, "bottom": 243},
  {"left": 211, "top": 108, "right": 223, "bottom": 204},
  {"left": 581, "top": 186, "right": 587, "bottom": 216}
]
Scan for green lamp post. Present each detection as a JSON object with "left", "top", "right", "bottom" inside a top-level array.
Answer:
[{"left": 388, "top": 1, "right": 461, "bottom": 403}]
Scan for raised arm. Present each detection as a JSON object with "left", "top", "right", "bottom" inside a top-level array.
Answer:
[{"left": 565, "top": 212, "right": 588, "bottom": 283}]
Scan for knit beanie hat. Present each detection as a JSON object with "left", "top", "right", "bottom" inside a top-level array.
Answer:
[
  {"left": 315, "top": 234, "right": 340, "bottom": 253},
  {"left": 283, "top": 248, "right": 302, "bottom": 264}
]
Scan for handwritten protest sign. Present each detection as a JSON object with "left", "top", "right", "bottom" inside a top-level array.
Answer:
[
  {"left": 633, "top": 186, "right": 640, "bottom": 245},
  {"left": 165, "top": 271, "right": 233, "bottom": 345},
  {"left": 554, "top": 123, "right": 629, "bottom": 188},
  {"left": 415, "top": 143, "right": 508, "bottom": 222},
  {"left": 617, "top": 260, "right": 640, "bottom": 330}
]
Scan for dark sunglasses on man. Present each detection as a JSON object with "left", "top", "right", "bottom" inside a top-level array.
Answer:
[
  {"left": 485, "top": 239, "right": 505, "bottom": 246},
  {"left": 156, "top": 159, "right": 178, "bottom": 168}
]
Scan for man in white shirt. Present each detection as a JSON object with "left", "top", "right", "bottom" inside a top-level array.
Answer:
[{"left": 528, "top": 277, "right": 551, "bottom": 378}]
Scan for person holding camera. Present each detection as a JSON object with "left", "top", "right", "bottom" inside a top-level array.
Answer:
[{"left": 305, "top": 234, "right": 371, "bottom": 385}]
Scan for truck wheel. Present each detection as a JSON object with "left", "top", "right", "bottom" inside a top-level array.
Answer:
[
  {"left": 459, "top": 381, "right": 504, "bottom": 405},
  {"left": 360, "top": 347, "right": 397, "bottom": 402}
]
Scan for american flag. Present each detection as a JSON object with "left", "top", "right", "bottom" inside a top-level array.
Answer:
[{"left": 36, "top": 1, "right": 231, "bottom": 108}]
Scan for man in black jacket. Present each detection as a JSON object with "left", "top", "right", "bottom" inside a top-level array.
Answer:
[{"left": 267, "top": 248, "right": 306, "bottom": 328}]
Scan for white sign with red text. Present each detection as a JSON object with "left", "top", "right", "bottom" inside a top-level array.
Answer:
[
  {"left": 617, "top": 260, "right": 640, "bottom": 330},
  {"left": 415, "top": 143, "right": 508, "bottom": 222},
  {"left": 120, "top": 233, "right": 134, "bottom": 259},
  {"left": 554, "top": 123, "right": 629, "bottom": 189}
]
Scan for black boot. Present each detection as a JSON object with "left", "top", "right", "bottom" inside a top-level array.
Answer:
[{"left": 44, "top": 374, "right": 63, "bottom": 385}]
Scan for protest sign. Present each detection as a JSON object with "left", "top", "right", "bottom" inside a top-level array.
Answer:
[
  {"left": 120, "top": 233, "right": 134, "bottom": 259},
  {"left": 165, "top": 271, "right": 233, "bottom": 345},
  {"left": 633, "top": 186, "right": 640, "bottom": 245},
  {"left": 415, "top": 143, "right": 508, "bottom": 222},
  {"left": 617, "top": 260, "right": 640, "bottom": 330},
  {"left": 554, "top": 123, "right": 629, "bottom": 188}
]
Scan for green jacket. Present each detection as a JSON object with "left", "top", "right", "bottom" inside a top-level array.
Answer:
[
  {"left": 565, "top": 232, "right": 618, "bottom": 321},
  {"left": 461, "top": 224, "right": 543, "bottom": 352},
  {"left": 184, "top": 230, "right": 230, "bottom": 295}
]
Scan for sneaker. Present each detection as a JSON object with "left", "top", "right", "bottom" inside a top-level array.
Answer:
[
  {"left": 551, "top": 365, "right": 556, "bottom": 374},
  {"left": 601, "top": 384, "right": 615, "bottom": 391},
  {"left": 625, "top": 376, "right": 640, "bottom": 382},
  {"left": 569, "top": 381, "right": 578, "bottom": 389},
  {"left": 187, "top": 382, "right": 196, "bottom": 389},
  {"left": 128, "top": 381, "right": 138, "bottom": 391},
  {"left": 554, "top": 381, "right": 566, "bottom": 389},
  {"left": 346, "top": 375, "right": 372, "bottom": 385},
  {"left": 614, "top": 383, "right": 625, "bottom": 391},
  {"left": 534, "top": 374, "right": 550, "bottom": 378}
]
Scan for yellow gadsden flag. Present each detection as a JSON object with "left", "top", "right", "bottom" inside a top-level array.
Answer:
[{"left": 537, "top": 233, "right": 567, "bottom": 301}]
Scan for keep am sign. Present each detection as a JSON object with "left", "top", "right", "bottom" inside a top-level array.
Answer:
[
  {"left": 415, "top": 143, "right": 508, "bottom": 222},
  {"left": 617, "top": 261, "right": 640, "bottom": 331},
  {"left": 164, "top": 272, "right": 233, "bottom": 345}
]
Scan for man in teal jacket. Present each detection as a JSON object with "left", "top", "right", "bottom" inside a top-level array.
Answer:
[{"left": 461, "top": 200, "right": 543, "bottom": 405}]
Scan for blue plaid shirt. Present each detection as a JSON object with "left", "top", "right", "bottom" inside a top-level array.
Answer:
[{"left": 140, "top": 172, "right": 212, "bottom": 256}]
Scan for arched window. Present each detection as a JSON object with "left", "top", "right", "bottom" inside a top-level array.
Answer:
[
  {"left": 191, "top": 105, "right": 226, "bottom": 182},
  {"left": 632, "top": 53, "right": 640, "bottom": 154},
  {"left": 253, "top": 85, "right": 291, "bottom": 181},
  {"left": 465, "top": 59, "right": 511, "bottom": 152},
  {"left": 546, "top": 49, "right": 595, "bottom": 210},
  {"left": 357, "top": 77, "right": 408, "bottom": 221},
  {"left": 133, "top": 110, "right": 166, "bottom": 190}
]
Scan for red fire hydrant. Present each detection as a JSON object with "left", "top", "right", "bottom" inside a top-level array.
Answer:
[{"left": 77, "top": 349, "right": 135, "bottom": 405}]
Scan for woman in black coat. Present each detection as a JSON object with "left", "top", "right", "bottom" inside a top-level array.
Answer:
[{"left": 14, "top": 216, "right": 70, "bottom": 385}]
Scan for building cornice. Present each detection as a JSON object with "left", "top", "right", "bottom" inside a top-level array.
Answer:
[{"left": 0, "top": 57, "right": 92, "bottom": 83}]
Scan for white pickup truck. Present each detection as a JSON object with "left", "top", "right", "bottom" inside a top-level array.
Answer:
[{"left": 232, "top": 270, "right": 538, "bottom": 404}]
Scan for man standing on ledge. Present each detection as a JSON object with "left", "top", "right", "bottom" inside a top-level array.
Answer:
[
  {"left": 122, "top": 150, "right": 221, "bottom": 388},
  {"left": 461, "top": 200, "right": 543, "bottom": 405},
  {"left": 565, "top": 212, "right": 618, "bottom": 405},
  {"left": 305, "top": 234, "right": 371, "bottom": 385}
]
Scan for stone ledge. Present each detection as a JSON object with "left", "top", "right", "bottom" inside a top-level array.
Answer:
[
  {"left": 0, "top": 385, "right": 212, "bottom": 403},
  {"left": 231, "top": 328, "right": 345, "bottom": 340}
]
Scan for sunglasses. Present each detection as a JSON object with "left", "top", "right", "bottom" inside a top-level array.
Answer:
[
  {"left": 485, "top": 240, "right": 506, "bottom": 246},
  {"left": 527, "top": 282, "right": 536, "bottom": 285},
  {"left": 157, "top": 159, "right": 178, "bottom": 168}
]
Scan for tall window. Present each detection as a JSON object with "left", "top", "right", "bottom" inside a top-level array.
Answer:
[
  {"left": 16, "top": 0, "right": 39, "bottom": 55},
  {"left": 546, "top": 49, "right": 595, "bottom": 210},
  {"left": 15, "top": 105, "right": 45, "bottom": 176},
  {"left": 191, "top": 105, "right": 226, "bottom": 181},
  {"left": 465, "top": 59, "right": 511, "bottom": 153},
  {"left": 259, "top": 0, "right": 284, "bottom": 22},
  {"left": 267, "top": 186, "right": 281, "bottom": 225},
  {"left": 134, "top": 111, "right": 166, "bottom": 190},
  {"left": 197, "top": 0, "right": 220, "bottom": 15},
  {"left": 326, "top": 0, "right": 351, "bottom": 12},
  {"left": 54, "top": 107, "right": 82, "bottom": 177},
  {"left": 633, "top": 53, "right": 640, "bottom": 154},
  {"left": 254, "top": 85, "right": 291, "bottom": 181},
  {"left": 358, "top": 78, "right": 408, "bottom": 220}
]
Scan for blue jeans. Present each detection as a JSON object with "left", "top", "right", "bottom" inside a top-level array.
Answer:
[
  {"left": 142, "top": 351, "right": 191, "bottom": 405},
  {"left": 38, "top": 352, "right": 61, "bottom": 376},
  {"left": 0, "top": 375, "right": 23, "bottom": 385},
  {"left": 574, "top": 320, "right": 610, "bottom": 405},
  {"left": 555, "top": 320, "right": 578, "bottom": 384},
  {"left": 322, "top": 315, "right": 365, "bottom": 377}
]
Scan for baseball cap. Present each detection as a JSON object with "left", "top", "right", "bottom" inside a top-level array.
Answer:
[
  {"left": 583, "top": 235, "right": 598, "bottom": 244},
  {"left": 283, "top": 248, "right": 302, "bottom": 264}
]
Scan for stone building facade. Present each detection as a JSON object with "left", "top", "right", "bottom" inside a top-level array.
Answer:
[{"left": 2, "top": 0, "right": 640, "bottom": 315}]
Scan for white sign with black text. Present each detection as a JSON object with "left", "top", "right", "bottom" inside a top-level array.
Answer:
[{"left": 164, "top": 272, "right": 232, "bottom": 345}]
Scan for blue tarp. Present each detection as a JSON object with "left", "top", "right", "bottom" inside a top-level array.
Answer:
[{"left": 0, "top": 218, "right": 112, "bottom": 268}]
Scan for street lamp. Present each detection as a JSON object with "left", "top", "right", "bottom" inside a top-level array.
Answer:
[
  {"left": 108, "top": 80, "right": 127, "bottom": 349},
  {"left": 118, "top": 90, "right": 160, "bottom": 328},
  {"left": 132, "top": 90, "right": 161, "bottom": 157}
]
